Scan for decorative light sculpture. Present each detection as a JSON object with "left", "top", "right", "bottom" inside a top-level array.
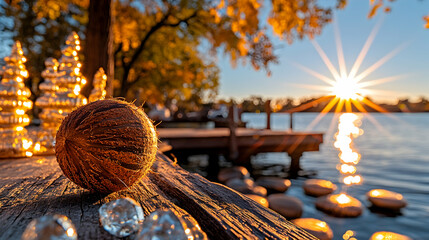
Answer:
[
  {"left": 34, "top": 58, "right": 61, "bottom": 154},
  {"left": 88, "top": 68, "right": 107, "bottom": 102},
  {"left": 0, "top": 41, "right": 33, "bottom": 158},
  {"left": 34, "top": 32, "right": 87, "bottom": 154}
]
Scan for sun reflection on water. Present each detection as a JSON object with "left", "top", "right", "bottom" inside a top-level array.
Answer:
[{"left": 335, "top": 113, "right": 363, "bottom": 187}]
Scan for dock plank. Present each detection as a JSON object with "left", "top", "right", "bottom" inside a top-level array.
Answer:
[{"left": 158, "top": 128, "right": 324, "bottom": 175}]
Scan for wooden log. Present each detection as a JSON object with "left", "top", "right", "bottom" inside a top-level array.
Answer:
[{"left": 0, "top": 154, "right": 316, "bottom": 240}]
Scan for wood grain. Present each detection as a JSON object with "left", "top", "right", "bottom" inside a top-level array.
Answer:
[{"left": 0, "top": 154, "right": 317, "bottom": 240}]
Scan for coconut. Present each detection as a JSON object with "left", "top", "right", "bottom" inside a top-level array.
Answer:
[{"left": 55, "top": 99, "right": 158, "bottom": 193}]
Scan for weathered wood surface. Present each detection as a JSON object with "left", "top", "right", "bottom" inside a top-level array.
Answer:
[{"left": 0, "top": 153, "right": 316, "bottom": 240}]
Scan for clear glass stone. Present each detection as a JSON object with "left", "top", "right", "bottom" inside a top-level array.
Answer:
[
  {"left": 21, "top": 214, "right": 77, "bottom": 240},
  {"left": 136, "top": 210, "right": 207, "bottom": 240},
  {"left": 99, "top": 197, "right": 144, "bottom": 237},
  {"left": 181, "top": 216, "right": 207, "bottom": 240}
]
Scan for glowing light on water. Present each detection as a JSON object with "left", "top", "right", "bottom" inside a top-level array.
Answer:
[
  {"left": 335, "top": 193, "right": 352, "bottom": 204},
  {"left": 343, "top": 175, "right": 362, "bottom": 185},
  {"left": 335, "top": 113, "right": 363, "bottom": 186},
  {"left": 343, "top": 230, "right": 356, "bottom": 240}
]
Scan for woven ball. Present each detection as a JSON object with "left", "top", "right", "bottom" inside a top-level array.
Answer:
[{"left": 55, "top": 99, "right": 158, "bottom": 193}]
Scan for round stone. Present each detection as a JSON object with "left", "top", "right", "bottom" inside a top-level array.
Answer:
[
  {"left": 218, "top": 166, "right": 249, "bottom": 183},
  {"left": 268, "top": 194, "right": 303, "bottom": 219},
  {"left": 226, "top": 178, "right": 255, "bottom": 193},
  {"left": 245, "top": 194, "right": 269, "bottom": 208},
  {"left": 21, "top": 214, "right": 77, "bottom": 240},
  {"left": 369, "top": 231, "right": 412, "bottom": 240},
  {"left": 256, "top": 177, "right": 291, "bottom": 193},
  {"left": 315, "top": 193, "right": 363, "bottom": 218},
  {"left": 99, "top": 197, "right": 144, "bottom": 237},
  {"left": 252, "top": 185, "right": 267, "bottom": 197},
  {"left": 292, "top": 218, "right": 333, "bottom": 240},
  {"left": 303, "top": 179, "right": 337, "bottom": 197},
  {"left": 367, "top": 189, "right": 407, "bottom": 210}
]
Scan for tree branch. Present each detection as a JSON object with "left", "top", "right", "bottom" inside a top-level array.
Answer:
[
  {"left": 123, "top": 10, "right": 171, "bottom": 71},
  {"left": 164, "top": 11, "right": 197, "bottom": 27},
  {"left": 124, "top": 9, "right": 198, "bottom": 72},
  {"left": 114, "top": 42, "right": 123, "bottom": 57}
]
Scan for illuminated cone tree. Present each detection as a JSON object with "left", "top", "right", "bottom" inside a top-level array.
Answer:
[
  {"left": 88, "top": 68, "right": 107, "bottom": 102},
  {"left": 34, "top": 32, "right": 87, "bottom": 154},
  {"left": 34, "top": 58, "right": 61, "bottom": 154},
  {"left": 0, "top": 41, "right": 33, "bottom": 158}
]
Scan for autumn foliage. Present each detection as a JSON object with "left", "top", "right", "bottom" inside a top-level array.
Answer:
[{"left": 4, "top": 0, "right": 426, "bottom": 112}]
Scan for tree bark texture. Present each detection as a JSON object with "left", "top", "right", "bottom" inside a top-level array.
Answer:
[{"left": 82, "top": 0, "right": 113, "bottom": 98}]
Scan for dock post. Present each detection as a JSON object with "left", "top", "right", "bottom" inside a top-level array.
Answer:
[
  {"left": 265, "top": 100, "right": 271, "bottom": 130},
  {"left": 288, "top": 151, "right": 302, "bottom": 178},
  {"left": 289, "top": 112, "right": 293, "bottom": 130},
  {"left": 228, "top": 105, "right": 239, "bottom": 161}
]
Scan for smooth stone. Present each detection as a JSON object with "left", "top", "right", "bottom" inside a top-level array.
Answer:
[
  {"left": 267, "top": 194, "right": 303, "bottom": 219},
  {"left": 245, "top": 194, "right": 269, "bottom": 208},
  {"left": 367, "top": 189, "right": 407, "bottom": 210},
  {"left": 226, "top": 178, "right": 255, "bottom": 193},
  {"left": 99, "top": 197, "right": 144, "bottom": 237},
  {"left": 303, "top": 179, "right": 337, "bottom": 197},
  {"left": 252, "top": 185, "right": 267, "bottom": 197},
  {"left": 292, "top": 218, "right": 333, "bottom": 240},
  {"left": 256, "top": 177, "right": 291, "bottom": 193},
  {"left": 369, "top": 231, "right": 412, "bottom": 240},
  {"left": 315, "top": 193, "right": 363, "bottom": 218},
  {"left": 218, "top": 166, "right": 250, "bottom": 183},
  {"left": 21, "top": 214, "right": 77, "bottom": 240},
  {"left": 226, "top": 178, "right": 267, "bottom": 196}
]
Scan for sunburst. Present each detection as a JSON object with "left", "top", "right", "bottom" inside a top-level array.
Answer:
[{"left": 291, "top": 17, "right": 407, "bottom": 117}]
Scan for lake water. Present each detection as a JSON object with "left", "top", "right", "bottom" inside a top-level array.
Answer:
[{"left": 241, "top": 112, "right": 429, "bottom": 240}]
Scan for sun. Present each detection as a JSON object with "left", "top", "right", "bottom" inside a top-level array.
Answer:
[
  {"left": 290, "top": 18, "right": 405, "bottom": 114},
  {"left": 331, "top": 77, "right": 362, "bottom": 100}
]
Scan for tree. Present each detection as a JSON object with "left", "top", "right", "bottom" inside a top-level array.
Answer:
[
  {"left": 368, "top": 0, "right": 429, "bottom": 28},
  {"left": 2, "top": 0, "right": 347, "bottom": 110},
  {"left": 81, "top": 0, "right": 114, "bottom": 97},
  {"left": 113, "top": 0, "right": 345, "bottom": 97}
]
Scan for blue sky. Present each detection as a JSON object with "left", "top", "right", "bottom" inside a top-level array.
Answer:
[{"left": 217, "top": 1, "right": 429, "bottom": 103}]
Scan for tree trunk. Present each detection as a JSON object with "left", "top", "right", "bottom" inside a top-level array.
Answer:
[{"left": 82, "top": 0, "right": 113, "bottom": 98}]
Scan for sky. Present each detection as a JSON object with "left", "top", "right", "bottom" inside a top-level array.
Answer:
[{"left": 217, "top": 0, "right": 429, "bottom": 104}]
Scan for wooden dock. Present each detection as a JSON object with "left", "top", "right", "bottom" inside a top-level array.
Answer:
[
  {"left": 0, "top": 154, "right": 317, "bottom": 239},
  {"left": 158, "top": 128, "right": 324, "bottom": 177}
]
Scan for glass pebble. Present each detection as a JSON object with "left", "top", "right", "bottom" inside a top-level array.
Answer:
[
  {"left": 21, "top": 214, "right": 77, "bottom": 240},
  {"left": 99, "top": 197, "right": 144, "bottom": 237},
  {"left": 136, "top": 209, "right": 207, "bottom": 240},
  {"left": 181, "top": 216, "right": 207, "bottom": 240}
]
